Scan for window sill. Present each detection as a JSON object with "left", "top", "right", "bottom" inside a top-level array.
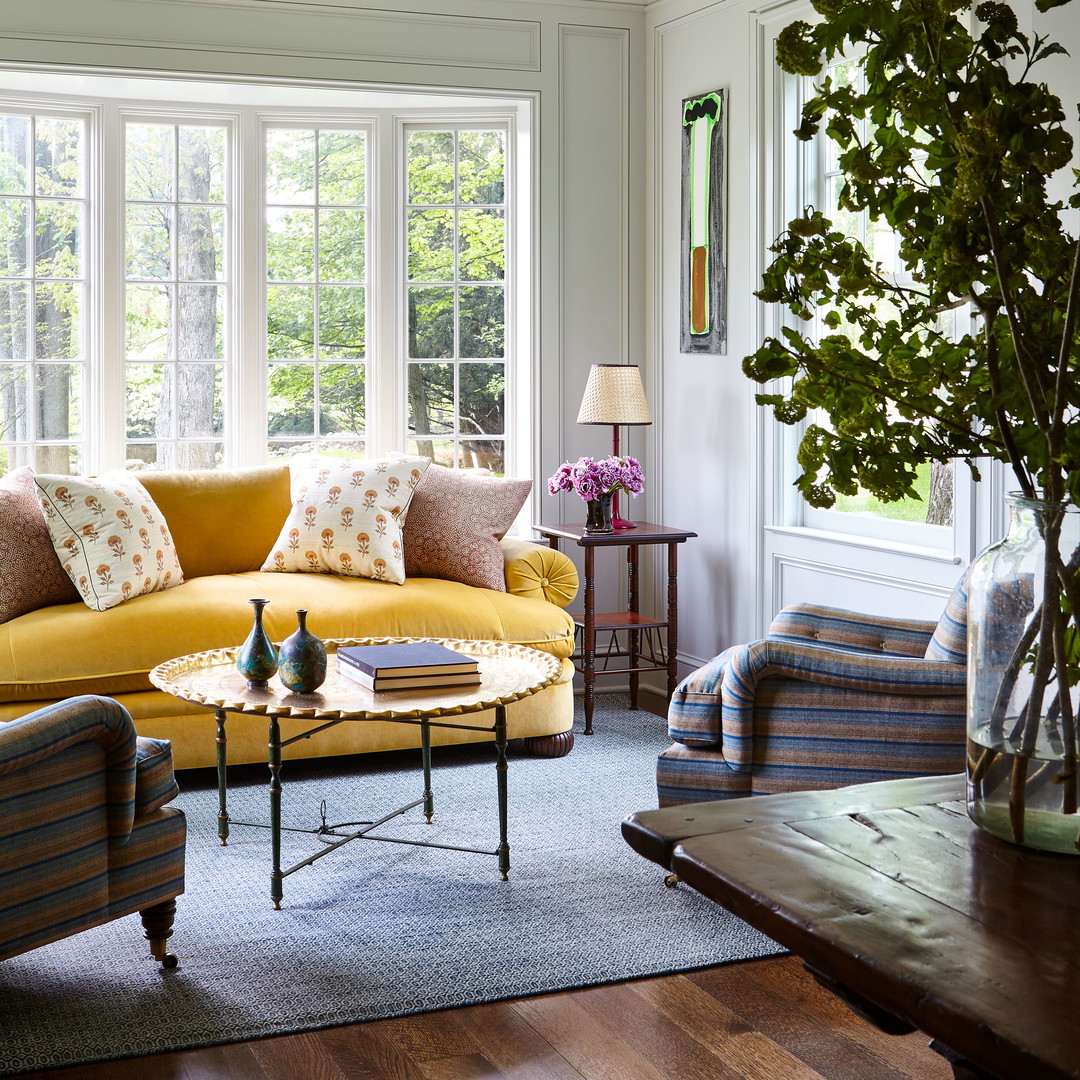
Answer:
[{"left": 764, "top": 524, "right": 964, "bottom": 565}]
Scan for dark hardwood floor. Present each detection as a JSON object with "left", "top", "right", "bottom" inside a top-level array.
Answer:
[{"left": 20, "top": 955, "right": 950, "bottom": 1080}]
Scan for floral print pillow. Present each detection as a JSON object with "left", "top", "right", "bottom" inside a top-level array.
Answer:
[
  {"left": 35, "top": 471, "right": 185, "bottom": 611},
  {"left": 261, "top": 455, "right": 429, "bottom": 584}
]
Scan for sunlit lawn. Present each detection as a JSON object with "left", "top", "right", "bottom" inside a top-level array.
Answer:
[{"left": 833, "top": 461, "right": 933, "bottom": 523}]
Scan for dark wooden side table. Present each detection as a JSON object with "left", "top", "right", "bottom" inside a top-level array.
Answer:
[
  {"left": 533, "top": 522, "right": 697, "bottom": 735},
  {"left": 622, "top": 774, "right": 1080, "bottom": 1080}
]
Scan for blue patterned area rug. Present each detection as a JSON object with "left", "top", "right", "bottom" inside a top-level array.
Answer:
[{"left": 0, "top": 694, "right": 782, "bottom": 1075}]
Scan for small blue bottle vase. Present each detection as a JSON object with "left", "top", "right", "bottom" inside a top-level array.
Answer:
[
  {"left": 277, "top": 609, "right": 327, "bottom": 694},
  {"left": 236, "top": 598, "right": 279, "bottom": 691}
]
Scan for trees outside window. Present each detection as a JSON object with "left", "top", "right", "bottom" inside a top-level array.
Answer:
[
  {"left": 125, "top": 121, "right": 226, "bottom": 470},
  {"left": 405, "top": 128, "right": 507, "bottom": 474},
  {"left": 0, "top": 84, "right": 521, "bottom": 478},
  {"left": 0, "top": 112, "right": 85, "bottom": 475},
  {"left": 266, "top": 126, "right": 368, "bottom": 460}
]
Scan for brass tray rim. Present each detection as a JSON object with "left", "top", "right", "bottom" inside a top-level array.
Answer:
[{"left": 148, "top": 636, "right": 562, "bottom": 721}]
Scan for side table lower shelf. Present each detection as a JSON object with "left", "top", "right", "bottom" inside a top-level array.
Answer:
[{"left": 571, "top": 613, "right": 670, "bottom": 704}]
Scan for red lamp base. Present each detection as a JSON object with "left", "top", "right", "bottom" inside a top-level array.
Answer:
[{"left": 613, "top": 517, "right": 637, "bottom": 530}]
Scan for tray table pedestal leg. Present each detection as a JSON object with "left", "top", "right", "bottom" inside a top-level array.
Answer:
[
  {"left": 422, "top": 719, "right": 434, "bottom": 823},
  {"left": 216, "top": 708, "right": 230, "bottom": 846},
  {"left": 495, "top": 705, "right": 510, "bottom": 879},
  {"left": 269, "top": 716, "right": 284, "bottom": 910}
]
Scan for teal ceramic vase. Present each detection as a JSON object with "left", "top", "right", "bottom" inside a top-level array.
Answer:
[
  {"left": 236, "top": 598, "right": 278, "bottom": 690},
  {"left": 278, "top": 609, "right": 327, "bottom": 694}
]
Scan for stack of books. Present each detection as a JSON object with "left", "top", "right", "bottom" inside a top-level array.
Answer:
[{"left": 336, "top": 641, "right": 481, "bottom": 692}]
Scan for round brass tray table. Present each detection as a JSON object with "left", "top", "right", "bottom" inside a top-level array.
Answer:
[{"left": 151, "top": 637, "right": 561, "bottom": 908}]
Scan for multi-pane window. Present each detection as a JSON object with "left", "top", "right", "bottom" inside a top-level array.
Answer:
[
  {"left": 124, "top": 121, "right": 227, "bottom": 470},
  {"left": 0, "top": 88, "right": 521, "bottom": 479},
  {"left": 796, "top": 60, "right": 955, "bottom": 539},
  {"left": 265, "top": 126, "right": 368, "bottom": 459},
  {"left": 405, "top": 128, "right": 507, "bottom": 474},
  {"left": 0, "top": 112, "right": 85, "bottom": 475}
]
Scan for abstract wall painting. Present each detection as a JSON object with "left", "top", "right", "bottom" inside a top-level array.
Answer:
[{"left": 680, "top": 89, "right": 727, "bottom": 355}]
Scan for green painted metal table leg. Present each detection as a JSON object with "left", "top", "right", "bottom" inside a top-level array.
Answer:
[
  {"left": 268, "top": 715, "right": 283, "bottom": 910},
  {"left": 216, "top": 708, "right": 229, "bottom": 846},
  {"left": 495, "top": 704, "right": 510, "bottom": 880},
  {"left": 421, "top": 718, "right": 434, "bottom": 823}
]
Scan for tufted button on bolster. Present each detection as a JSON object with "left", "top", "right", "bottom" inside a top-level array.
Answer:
[{"left": 540, "top": 577, "right": 549, "bottom": 587}]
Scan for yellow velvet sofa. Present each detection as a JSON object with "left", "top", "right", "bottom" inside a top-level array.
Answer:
[{"left": 0, "top": 465, "right": 580, "bottom": 770}]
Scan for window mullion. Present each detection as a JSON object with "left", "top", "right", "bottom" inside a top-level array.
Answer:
[
  {"left": 234, "top": 106, "right": 263, "bottom": 467},
  {"left": 370, "top": 111, "right": 400, "bottom": 456},
  {"left": 97, "top": 103, "right": 124, "bottom": 472}
]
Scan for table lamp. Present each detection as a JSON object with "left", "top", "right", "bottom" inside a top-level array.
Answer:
[{"left": 576, "top": 363, "right": 652, "bottom": 529}]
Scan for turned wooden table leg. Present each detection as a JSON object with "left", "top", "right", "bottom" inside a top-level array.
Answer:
[
  {"left": 140, "top": 898, "right": 178, "bottom": 969},
  {"left": 582, "top": 545, "right": 597, "bottom": 735}
]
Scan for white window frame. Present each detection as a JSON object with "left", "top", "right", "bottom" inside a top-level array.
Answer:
[
  {"left": 116, "top": 107, "right": 238, "bottom": 471},
  {"left": 0, "top": 70, "right": 532, "bottom": 482},
  {"left": 258, "top": 115, "right": 375, "bottom": 463},
  {"left": 768, "top": 60, "right": 975, "bottom": 564},
  {"left": 396, "top": 115, "right": 516, "bottom": 474},
  {"left": 0, "top": 97, "right": 99, "bottom": 473}
]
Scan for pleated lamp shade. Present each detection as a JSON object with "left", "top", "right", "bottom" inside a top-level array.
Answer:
[{"left": 576, "top": 364, "right": 652, "bottom": 426}]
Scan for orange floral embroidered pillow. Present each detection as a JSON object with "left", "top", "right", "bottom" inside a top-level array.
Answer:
[
  {"left": 35, "top": 471, "right": 185, "bottom": 611},
  {"left": 261, "top": 455, "right": 429, "bottom": 584}
]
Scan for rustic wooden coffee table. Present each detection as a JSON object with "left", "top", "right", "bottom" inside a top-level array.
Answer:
[
  {"left": 151, "top": 637, "right": 561, "bottom": 908},
  {"left": 623, "top": 774, "right": 1079, "bottom": 1080}
]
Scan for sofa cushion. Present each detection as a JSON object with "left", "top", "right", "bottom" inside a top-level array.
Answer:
[
  {"left": 0, "top": 467, "right": 80, "bottom": 622},
  {"left": 261, "top": 455, "right": 429, "bottom": 584},
  {"left": 402, "top": 465, "right": 532, "bottom": 590},
  {"left": 134, "top": 737, "right": 179, "bottom": 817},
  {"left": 0, "top": 571, "right": 576, "bottom": 701},
  {"left": 35, "top": 472, "right": 185, "bottom": 611},
  {"left": 139, "top": 465, "right": 292, "bottom": 578}
]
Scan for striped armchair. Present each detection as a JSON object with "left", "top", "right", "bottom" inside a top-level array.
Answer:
[
  {"left": 657, "top": 577, "right": 969, "bottom": 807},
  {"left": 0, "top": 695, "right": 186, "bottom": 967}
]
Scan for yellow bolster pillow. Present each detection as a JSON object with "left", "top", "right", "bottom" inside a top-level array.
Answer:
[{"left": 501, "top": 538, "right": 578, "bottom": 608}]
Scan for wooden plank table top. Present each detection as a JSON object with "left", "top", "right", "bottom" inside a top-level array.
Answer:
[{"left": 622, "top": 775, "right": 1080, "bottom": 1080}]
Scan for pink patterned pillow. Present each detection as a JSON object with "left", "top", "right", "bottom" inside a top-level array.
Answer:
[
  {"left": 402, "top": 466, "right": 532, "bottom": 590},
  {"left": 0, "top": 467, "right": 80, "bottom": 622}
]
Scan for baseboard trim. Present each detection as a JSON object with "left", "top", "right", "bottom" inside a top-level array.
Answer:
[{"left": 571, "top": 681, "right": 668, "bottom": 720}]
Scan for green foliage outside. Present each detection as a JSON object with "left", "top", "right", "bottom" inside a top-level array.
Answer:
[
  {"left": 750, "top": 0, "right": 1079, "bottom": 512},
  {"left": 834, "top": 461, "right": 935, "bottom": 521},
  {"left": 0, "top": 115, "right": 85, "bottom": 473},
  {"left": 405, "top": 130, "right": 507, "bottom": 471}
]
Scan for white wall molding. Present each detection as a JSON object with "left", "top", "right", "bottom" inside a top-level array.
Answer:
[
  {"left": 770, "top": 553, "right": 954, "bottom": 614},
  {"left": 0, "top": 0, "right": 542, "bottom": 73}
]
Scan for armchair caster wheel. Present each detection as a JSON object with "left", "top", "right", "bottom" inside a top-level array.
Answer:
[
  {"left": 664, "top": 873, "right": 679, "bottom": 888},
  {"left": 159, "top": 954, "right": 179, "bottom": 969}
]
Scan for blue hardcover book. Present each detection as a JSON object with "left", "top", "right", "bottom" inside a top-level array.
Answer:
[{"left": 336, "top": 641, "right": 478, "bottom": 678}]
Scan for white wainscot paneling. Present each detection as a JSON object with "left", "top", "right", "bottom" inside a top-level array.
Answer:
[{"left": 770, "top": 553, "right": 957, "bottom": 623}]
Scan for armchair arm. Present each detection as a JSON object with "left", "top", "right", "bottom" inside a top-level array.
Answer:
[
  {"left": 767, "top": 604, "right": 939, "bottom": 658},
  {"left": 668, "top": 638, "right": 966, "bottom": 764},
  {"left": 501, "top": 537, "right": 579, "bottom": 608},
  {"left": 0, "top": 695, "right": 137, "bottom": 844},
  {"left": 719, "top": 640, "right": 967, "bottom": 773}
]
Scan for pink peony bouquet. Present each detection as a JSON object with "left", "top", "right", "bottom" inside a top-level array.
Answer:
[{"left": 547, "top": 455, "right": 645, "bottom": 502}]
